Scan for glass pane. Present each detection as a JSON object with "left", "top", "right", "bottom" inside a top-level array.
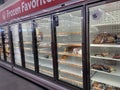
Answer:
[
  {"left": 0, "top": 29, "right": 4, "bottom": 60},
  {"left": 36, "top": 17, "right": 53, "bottom": 77},
  {"left": 11, "top": 24, "right": 22, "bottom": 66},
  {"left": 89, "top": 1, "right": 120, "bottom": 90},
  {"left": 56, "top": 10, "right": 83, "bottom": 88},
  {"left": 22, "top": 21, "right": 34, "bottom": 70},
  {"left": 2, "top": 26, "right": 11, "bottom": 62}
]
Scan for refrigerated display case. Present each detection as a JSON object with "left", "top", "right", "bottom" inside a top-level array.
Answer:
[
  {"left": 21, "top": 21, "right": 35, "bottom": 70},
  {"left": 56, "top": 9, "right": 83, "bottom": 88},
  {"left": 11, "top": 24, "right": 22, "bottom": 66},
  {"left": 2, "top": 26, "right": 11, "bottom": 62},
  {"left": 89, "top": 1, "right": 120, "bottom": 90},
  {"left": 35, "top": 17, "right": 53, "bottom": 77},
  {"left": 0, "top": 30, "right": 4, "bottom": 60}
]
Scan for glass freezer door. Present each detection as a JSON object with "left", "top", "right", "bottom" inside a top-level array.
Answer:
[
  {"left": 11, "top": 24, "right": 22, "bottom": 66},
  {"left": 0, "top": 30, "right": 4, "bottom": 60},
  {"left": 2, "top": 26, "right": 11, "bottom": 63},
  {"left": 89, "top": 1, "right": 120, "bottom": 90},
  {"left": 35, "top": 17, "right": 53, "bottom": 77},
  {"left": 21, "top": 21, "right": 35, "bottom": 70},
  {"left": 56, "top": 10, "right": 83, "bottom": 88}
]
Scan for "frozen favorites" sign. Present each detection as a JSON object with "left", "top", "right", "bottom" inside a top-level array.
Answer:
[{"left": 0, "top": 0, "right": 69, "bottom": 23}]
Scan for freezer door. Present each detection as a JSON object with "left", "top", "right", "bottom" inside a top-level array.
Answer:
[
  {"left": 56, "top": 10, "right": 83, "bottom": 88},
  {"left": 21, "top": 21, "right": 35, "bottom": 70},
  {"left": 2, "top": 26, "right": 11, "bottom": 63},
  {"left": 89, "top": 1, "right": 120, "bottom": 90},
  {"left": 0, "top": 30, "right": 4, "bottom": 60},
  {"left": 11, "top": 24, "right": 22, "bottom": 66},
  {"left": 35, "top": 17, "right": 53, "bottom": 77}
]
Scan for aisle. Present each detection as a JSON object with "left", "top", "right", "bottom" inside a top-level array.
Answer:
[{"left": 0, "top": 67, "right": 46, "bottom": 90}]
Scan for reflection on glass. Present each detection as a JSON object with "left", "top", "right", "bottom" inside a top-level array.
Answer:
[
  {"left": 2, "top": 26, "right": 11, "bottom": 62},
  {"left": 22, "top": 21, "right": 34, "bottom": 70},
  {"left": 56, "top": 10, "right": 83, "bottom": 88},
  {"left": 11, "top": 24, "right": 22, "bottom": 66},
  {"left": 0, "top": 30, "right": 4, "bottom": 60},
  {"left": 36, "top": 17, "right": 53, "bottom": 77},
  {"left": 90, "top": 1, "right": 120, "bottom": 90}
]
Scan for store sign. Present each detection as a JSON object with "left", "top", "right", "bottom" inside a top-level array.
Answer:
[{"left": 0, "top": 0, "right": 70, "bottom": 23}]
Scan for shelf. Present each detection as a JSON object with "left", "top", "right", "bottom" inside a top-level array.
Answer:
[
  {"left": 90, "top": 56, "right": 120, "bottom": 62},
  {"left": 40, "top": 69, "right": 53, "bottom": 76},
  {"left": 91, "top": 72, "right": 120, "bottom": 88},
  {"left": 57, "top": 32, "right": 81, "bottom": 35},
  {"left": 90, "top": 44, "right": 120, "bottom": 48},
  {"left": 39, "top": 64, "right": 53, "bottom": 69},
  {"left": 26, "top": 64, "right": 35, "bottom": 70},
  {"left": 24, "top": 48, "right": 32, "bottom": 50},
  {"left": 25, "top": 60, "right": 34, "bottom": 64},
  {"left": 38, "top": 51, "right": 51, "bottom": 55},
  {"left": 58, "top": 52, "right": 82, "bottom": 57},
  {"left": 36, "top": 34, "right": 51, "bottom": 38},
  {"left": 59, "top": 70, "right": 82, "bottom": 79},
  {"left": 59, "top": 60, "right": 82, "bottom": 68},
  {"left": 25, "top": 54, "right": 33, "bottom": 58},
  {"left": 23, "top": 42, "right": 32, "bottom": 44},
  {"left": 59, "top": 76, "right": 83, "bottom": 86},
  {"left": 58, "top": 43, "right": 82, "bottom": 47},
  {"left": 38, "top": 32, "right": 81, "bottom": 37},
  {"left": 39, "top": 57, "right": 52, "bottom": 61},
  {"left": 38, "top": 45, "right": 51, "bottom": 48},
  {"left": 91, "top": 23, "right": 120, "bottom": 28}
]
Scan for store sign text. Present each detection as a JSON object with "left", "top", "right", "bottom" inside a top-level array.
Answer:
[{"left": 3, "top": 0, "right": 56, "bottom": 19}]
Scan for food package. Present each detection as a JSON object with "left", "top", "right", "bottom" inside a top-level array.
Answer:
[
  {"left": 60, "top": 55, "right": 68, "bottom": 60},
  {"left": 95, "top": 52, "right": 109, "bottom": 57},
  {"left": 91, "top": 64, "right": 115, "bottom": 73},
  {"left": 72, "top": 48, "right": 82, "bottom": 55},
  {"left": 113, "top": 54, "right": 120, "bottom": 59},
  {"left": 93, "top": 33, "right": 115, "bottom": 44},
  {"left": 92, "top": 82, "right": 105, "bottom": 90},
  {"left": 92, "top": 82, "right": 120, "bottom": 90}
]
